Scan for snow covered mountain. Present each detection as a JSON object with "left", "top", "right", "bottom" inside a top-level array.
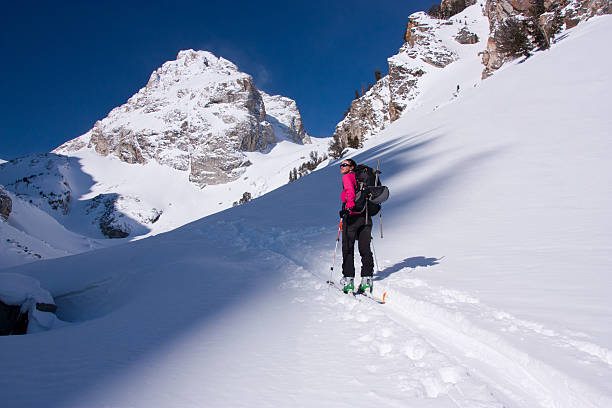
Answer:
[
  {"left": 1, "top": 8, "right": 611, "bottom": 408},
  {"left": 55, "top": 50, "right": 311, "bottom": 187},
  {"left": 0, "top": 51, "right": 328, "bottom": 268}
]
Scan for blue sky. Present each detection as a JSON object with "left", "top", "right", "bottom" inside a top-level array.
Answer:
[{"left": 1, "top": 0, "right": 433, "bottom": 160}]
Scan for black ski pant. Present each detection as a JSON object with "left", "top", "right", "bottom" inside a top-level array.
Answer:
[{"left": 342, "top": 214, "right": 373, "bottom": 278}]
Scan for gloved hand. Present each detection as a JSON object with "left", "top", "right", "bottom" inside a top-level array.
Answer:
[{"left": 339, "top": 208, "right": 351, "bottom": 218}]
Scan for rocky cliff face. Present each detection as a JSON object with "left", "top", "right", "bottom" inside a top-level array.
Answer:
[
  {"left": 55, "top": 50, "right": 310, "bottom": 187},
  {"left": 481, "top": 0, "right": 612, "bottom": 77},
  {"left": 334, "top": 12, "right": 465, "bottom": 145},
  {"left": 261, "top": 92, "right": 311, "bottom": 144}
]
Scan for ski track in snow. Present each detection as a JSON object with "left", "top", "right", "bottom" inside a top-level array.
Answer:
[
  {"left": 283, "top": 268, "right": 506, "bottom": 408},
  {"left": 217, "top": 218, "right": 612, "bottom": 408}
]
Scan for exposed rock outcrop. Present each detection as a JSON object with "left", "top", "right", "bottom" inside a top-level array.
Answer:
[
  {"left": 455, "top": 26, "right": 480, "bottom": 43},
  {"left": 481, "top": 0, "right": 612, "bottom": 78},
  {"left": 0, "top": 186, "right": 11, "bottom": 221},
  {"left": 55, "top": 50, "right": 310, "bottom": 187},
  {"left": 334, "top": 12, "right": 460, "bottom": 145}
]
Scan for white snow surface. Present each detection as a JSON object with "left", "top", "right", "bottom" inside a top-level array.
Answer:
[
  {"left": 0, "top": 272, "right": 63, "bottom": 333},
  {"left": 1, "top": 13, "right": 612, "bottom": 408},
  {"left": 0, "top": 188, "right": 110, "bottom": 268}
]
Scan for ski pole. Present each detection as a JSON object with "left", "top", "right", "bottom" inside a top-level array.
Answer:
[
  {"left": 371, "top": 236, "right": 380, "bottom": 277},
  {"left": 375, "top": 159, "right": 384, "bottom": 239},
  {"left": 329, "top": 218, "right": 342, "bottom": 284}
]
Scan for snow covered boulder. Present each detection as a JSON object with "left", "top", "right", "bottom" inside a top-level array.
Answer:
[
  {"left": 0, "top": 273, "right": 62, "bottom": 335},
  {"left": 0, "top": 185, "right": 12, "bottom": 221}
]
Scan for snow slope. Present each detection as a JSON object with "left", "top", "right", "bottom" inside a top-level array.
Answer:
[
  {"left": 0, "top": 188, "right": 110, "bottom": 268},
  {"left": 0, "top": 138, "right": 328, "bottom": 268},
  {"left": 1, "top": 13, "right": 611, "bottom": 408}
]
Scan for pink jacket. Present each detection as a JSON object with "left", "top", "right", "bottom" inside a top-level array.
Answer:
[{"left": 341, "top": 172, "right": 357, "bottom": 210}]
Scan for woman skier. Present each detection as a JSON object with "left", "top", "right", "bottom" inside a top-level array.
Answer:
[{"left": 338, "top": 159, "right": 373, "bottom": 294}]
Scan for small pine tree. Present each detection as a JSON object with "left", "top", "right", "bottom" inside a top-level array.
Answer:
[
  {"left": 548, "top": 5, "right": 564, "bottom": 42},
  {"left": 347, "top": 136, "right": 361, "bottom": 149},
  {"left": 239, "top": 192, "right": 252, "bottom": 204},
  {"left": 529, "top": 20, "right": 549, "bottom": 50},
  {"left": 494, "top": 18, "right": 532, "bottom": 58},
  {"left": 527, "top": 0, "right": 550, "bottom": 50},
  {"left": 374, "top": 70, "right": 382, "bottom": 82},
  {"left": 328, "top": 134, "right": 348, "bottom": 159},
  {"left": 233, "top": 191, "right": 252, "bottom": 206},
  {"left": 354, "top": 90, "right": 360, "bottom": 100},
  {"left": 427, "top": 4, "right": 441, "bottom": 18}
]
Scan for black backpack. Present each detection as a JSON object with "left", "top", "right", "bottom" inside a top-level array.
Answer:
[{"left": 352, "top": 164, "right": 389, "bottom": 216}]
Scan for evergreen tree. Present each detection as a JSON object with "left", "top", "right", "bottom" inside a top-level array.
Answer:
[
  {"left": 548, "top": 5, "right": 565, "bottom": 42},
  {"left": 374, "top": 70, "right": 382, "bottom": 82},
  {"left": 527, "top": 0, "right": 552, "bottom": 50},
  {"left": 347, "top": 136, "right": 361, "bottom": 149},
  {"left": 494, "top": 18, "right": 532, "bottom": 58},
  {"left": 427, "top": 4, "right": 441, "bottom": 18},
  {"left": 328, "top": 134, "right": 348, "bottom": 159}
]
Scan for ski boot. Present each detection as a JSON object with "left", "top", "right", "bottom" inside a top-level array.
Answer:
[
  {"left": 358, "top": 277, "right": 373, "bottom": 294},
  {"left": 341, "top": 277, "right": 354, "bottom": 294}
]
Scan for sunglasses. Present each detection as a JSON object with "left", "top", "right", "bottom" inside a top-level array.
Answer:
[{"left": 340, "top": 163, "right": 351, "bottom": 167}]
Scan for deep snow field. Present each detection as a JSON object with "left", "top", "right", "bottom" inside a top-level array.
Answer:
[{"left": 1, "top": 11, "right": 611, "bottom": 408}]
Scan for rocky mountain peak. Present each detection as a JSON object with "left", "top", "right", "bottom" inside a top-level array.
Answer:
[{"left": 55, "top": 50, "right": 310, "bottom": 187}]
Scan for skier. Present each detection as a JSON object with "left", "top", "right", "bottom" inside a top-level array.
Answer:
[{"left": 338, "top": 159, "right": 374, "bottom": 294}]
